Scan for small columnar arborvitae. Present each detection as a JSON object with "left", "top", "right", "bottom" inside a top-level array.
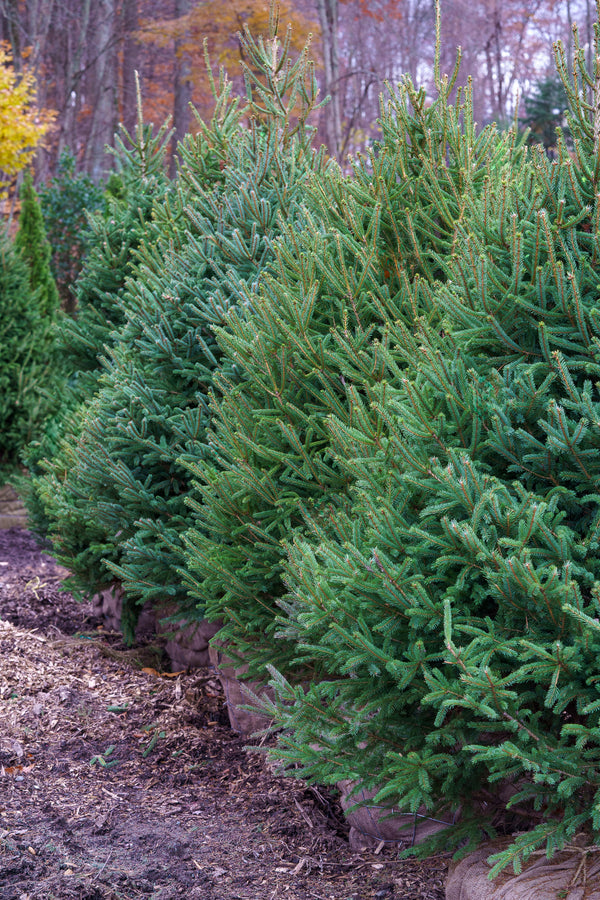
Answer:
[
  {"left": 0, "top": 231, "right": 43, "bottom": 468},
  {"left": 15, "top": 169, "right": 59, "bottom": 318},
  {"left": 1, "top": 170, "right": 61, "bottom": 473}
]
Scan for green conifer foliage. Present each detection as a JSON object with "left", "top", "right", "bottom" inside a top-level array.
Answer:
[
  {"left": 38, "top": 150, "right": 104, "bottom": 310},
  {"left": 520, "top": 76, "right": 570, "bottom": 152},
  {"left": 255, "top": 19, "right": 600, "bottom": 873},
  {"left": 25, "top": 114, "right": 172, "bottom": 581},
  {"left": 60, "top": 117, "right": 172, "bottom": 401},
  {"left": 32, "top": 18, "right": 327, "bottom": 635},
  {"left": 1, "top": 173, "right": 61, "bottom": 473},
  {"left": 15, "top": 169, "right": 60, "bottom": 318},
  {"left": 181, "top": 62, "right": 517, "bottom": 677},
  {"left": 0, "top": 232, "right": 43, "bottom": 469}
]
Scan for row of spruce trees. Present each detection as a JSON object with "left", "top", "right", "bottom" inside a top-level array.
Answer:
[{"left": 23, "top": 7, "right": 600, "bottom": 873}]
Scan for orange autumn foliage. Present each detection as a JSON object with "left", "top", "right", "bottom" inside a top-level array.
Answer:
[
  {"left": 137, "top": 0, "right": 317, "bottom": 123},
  {"left": 351, "top": 0, "right": 404, "bottom": 21}
]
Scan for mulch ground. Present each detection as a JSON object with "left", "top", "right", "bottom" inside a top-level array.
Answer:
[{"left": 0, "top": 527, "right": 449, "bottom": 900}]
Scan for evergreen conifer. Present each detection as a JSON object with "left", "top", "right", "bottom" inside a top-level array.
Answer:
[
  {"left": 250, "top": 15, "right": 600, "bottom": 874},
  {"left": 15, "top": 169, "right": 60, "bottom": 317},
  {"left": 29, "top": 5, "right": 600, "bottom": 871},
  {"left": 181, "top": 54, "right": 518, "bottom": 678},
  {"left": 2, "top": 172, "right": 60, "bottom": 474},
  {"left": 25, "top": 112, "right": 172, "bottom": 574},
  {"left": 36, "top": 16, "right": 327, "bottom": 637},
  {"left": 0, "top": 232, "right": 42, "bottom": 469},
  {"left": 520, "top": 76, "right": 570, "bottom": 152},
  {"left": 38, "top": 150, "right": 104, "bottom": 310},
  {"left": 60, "top": 116, "right": 172, "bottom": 401}
]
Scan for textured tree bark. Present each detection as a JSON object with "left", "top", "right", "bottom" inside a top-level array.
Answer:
[
  {"left": 172, "top": 0, "right": 192, "bottom": 173},
  {"left": 0, "top": 0, "right": 21, "bottom": 69},
  {"left": 84, "top": 0, "right": 118, "bottom": 181},
  {"left": 315, "top": 0, "right": 341, "bottom": 159},
  {"left": 121, "top": 0, "right": 140, "bottom": 137},
  {"left": 59, "top": 0, "right": 91, "bottom": 159}
]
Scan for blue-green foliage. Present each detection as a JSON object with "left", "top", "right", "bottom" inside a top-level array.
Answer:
[
  {"left": 29, "top": 20, "right": 327, "bottom": 638},
  {"left": 181, "top": 69, "right": 517, "bottom": 678},
  {"left": 29, "top": 12, "right": 600, "bottom": 874},
  {"left": 25, "top": 115, "right": 172, "bottom": 572},
  {"left": 252, "top": 30, "right": 600, "bottom": 874}
]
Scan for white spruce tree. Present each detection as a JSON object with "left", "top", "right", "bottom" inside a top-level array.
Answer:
[
  {"left": 251, "top": 12, "right": 600, "bottom": 873},
  {"left": 28, "top": 111, "right": 172, "bottom": 585},
  {"left": 181, "top": 51, "right": 519, "bottom": 678},
  {"left": 34, "top": 15, "right": 328, "bottom": 636}
]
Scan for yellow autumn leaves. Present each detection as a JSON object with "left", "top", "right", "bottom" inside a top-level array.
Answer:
[{"left": 0, "top": 44, "right": 54, "bottom": 190}]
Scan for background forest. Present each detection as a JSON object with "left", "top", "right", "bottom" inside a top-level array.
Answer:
[{"left": 0, "top": 0, "right": 596, "bottom": 184}]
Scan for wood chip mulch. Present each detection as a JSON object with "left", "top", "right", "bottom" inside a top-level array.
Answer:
[{"left": 0, "top": 527, "right": 449, "bottom": 899}]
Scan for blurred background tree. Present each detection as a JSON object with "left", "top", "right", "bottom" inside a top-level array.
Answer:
[
  {"left": 37, "top": 151, "right": 105, "bottom": 311},
  {"left": 15, "top": 170, "right": 59, "bottom": 316},
  {"left": 0, "top": 0, "right": 592, "bottom": 183},
  {"left": 0, "top": 42, "right": 53, "bottom": 193},
  {"left": 520, "top": 75, "right": 570, "bottom": 152}
]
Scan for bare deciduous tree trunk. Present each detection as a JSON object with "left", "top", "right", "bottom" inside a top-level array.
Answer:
[
  {"left": 315, "top": 0, "right": 342, "bottom": 158},
  {"left": 0, "top": 0, "right": 22, "bottom": 68},
  {"left": 121, "top": 0, "right": 140, "bottom": 136},
  {"left": 84, "top": 0, "right": 118, "bottom": 181},
  {"left": 0, "top": 0, "right": 594, "bottom": 182},
  {"left": 172, "top": 0, "right": 192, "bottom": 171},
  {"left": 58, "top": 0, "right": 91, "bottom": 160}
]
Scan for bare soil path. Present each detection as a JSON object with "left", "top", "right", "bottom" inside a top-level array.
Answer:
[{"left": 0, "top": 528, "right": 448, "bottom": 900}]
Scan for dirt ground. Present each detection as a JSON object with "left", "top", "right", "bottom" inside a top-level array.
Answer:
[{"left": 0, "top": 528, "right": 449, "bottom": 900}]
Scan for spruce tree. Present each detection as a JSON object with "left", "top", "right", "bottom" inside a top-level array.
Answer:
[
  {"left": 180, "top": 56, "right": 518, "bottom": 678},
  {"left": 520, "top": 76, "right": 570, "bottom": 152},
  {"left": 250, "top": 15, "right": 600, "bottom": 874},
  {"left": 26, "top": 112, "right": 172, "bottom": 574},
  {"left": 38, "top": 150, "right": 104, "bottom": 310},
  {"left": 36, "top": 17, "right": 327, "bottom": 638},
  {"left": 60, "top": 117, "right": 172, "bottom": 401}
]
